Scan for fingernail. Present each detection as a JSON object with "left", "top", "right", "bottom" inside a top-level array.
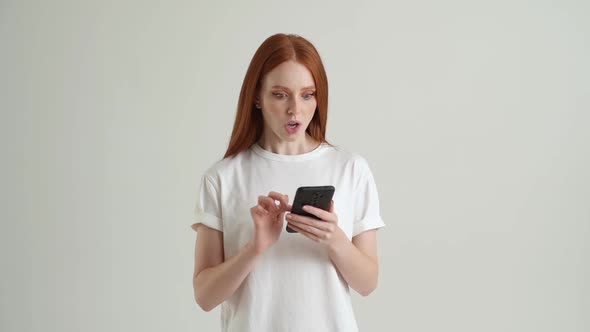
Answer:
[{"left": 302, "top": 205, "right": 309, "bottom": 210}]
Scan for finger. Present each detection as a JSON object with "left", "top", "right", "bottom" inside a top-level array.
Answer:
[
  {"left": 258, "top": 195, "right": 278, "bottom": 212},
  {"left": 278, "top": 210, "right": 288, "bottom": 223},
  {"left": 301, "top": 205, "right": 336, "bottom": 223},
  {"left": 269, "top": 194, "right": 285, "bottom": 210},
  {"left": 288, "top": 219, "right": 325, "bottom": 236},
  {"left": 329, "top": 200, "right": 334, "bottom": 213},
  {"left": 268, "top": 192, "right": 288, "bottom": 210},
  {"left": 268, "top": 191, "right": 287, "bottom": 201},
  {"left": 286, "top": 213, "right": 333, "bottom": 232},
  {"left": 251, "top": 205, "right": 268, "bottom": 216},
  {"left": 258, "top": 205, "right": 269, "bottom": 215},
  {"left": 286, "top": 222, "right": 321, "bottom": 242}
]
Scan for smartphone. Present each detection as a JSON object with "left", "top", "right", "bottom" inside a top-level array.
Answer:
[{"left": 286, "top": 185, "right": 335, "bottom": 233}]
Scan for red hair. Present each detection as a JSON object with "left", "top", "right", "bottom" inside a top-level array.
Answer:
[{"left": 223, "top": 33, "right": 330, "bottom": 159}]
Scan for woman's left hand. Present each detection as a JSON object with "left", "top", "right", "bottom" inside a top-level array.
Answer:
[{"left": 286, "top": 200, "right": 348, "bottom": 250}]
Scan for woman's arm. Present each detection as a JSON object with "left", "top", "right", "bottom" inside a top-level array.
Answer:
[
  {"left": 285, "top": 203, "right": 380, "bottom": 296},
  {"left": 327, "top": 230, "right": 379, "bottom": 296},
  {"left": 193, "top": 192, "right": 290, "bottom": 312},
  {"left": 192, "top": 224, "right": 260, "bottom": 312}
]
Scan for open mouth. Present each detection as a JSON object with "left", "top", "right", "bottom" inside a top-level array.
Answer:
[{"left": 285, "top": 120, "right": 301, "bottom": 134}]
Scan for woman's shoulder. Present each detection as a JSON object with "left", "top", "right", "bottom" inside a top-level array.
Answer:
[
  {"left": 324, "top": 143, "right": 378, "bottom": 187},
  {"left": 200, "top": 146, "right": 254, "bottom": 180},
  {"left": 323, "top": 142, "right": 372, "bottom": 169}
]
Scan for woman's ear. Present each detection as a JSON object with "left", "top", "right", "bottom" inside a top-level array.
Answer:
[{"left": 255, "top": 95, "right": 261, "bottom": 109}]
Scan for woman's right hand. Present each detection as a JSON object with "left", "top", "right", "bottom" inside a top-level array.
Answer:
[{"left": 249, "top": 191, "right": 291, "bottom": 255}]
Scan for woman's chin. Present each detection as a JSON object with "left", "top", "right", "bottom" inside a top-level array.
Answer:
[
  {"left": 282, "top": 131, "right": 305, "bottom": 141},
  {"left": 281, "top": 135, "right": 299, "bottom": 142}
]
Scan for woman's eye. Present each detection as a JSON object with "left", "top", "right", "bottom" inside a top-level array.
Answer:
[
  {"left": 303, "top": 93, "right": 315, "bottom": 100},
  {"left": 272, "top": 92, "right": 286, "bottom": 98}
]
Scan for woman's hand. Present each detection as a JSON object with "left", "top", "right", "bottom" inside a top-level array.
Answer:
[
  {"left": 285, "top": 200, "right": 348, "bottom": 251},
  {"left": 249, "top": 191, "right": 291, "bottom": 255}
]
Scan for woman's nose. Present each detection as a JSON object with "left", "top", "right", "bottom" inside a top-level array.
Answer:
[{"left": 287, "top": 97, "right": 301, "bottom": 115}]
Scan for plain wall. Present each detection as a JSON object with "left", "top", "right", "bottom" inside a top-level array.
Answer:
[{"left": 1, "top": 0, "right": 589, "bottom": 331}]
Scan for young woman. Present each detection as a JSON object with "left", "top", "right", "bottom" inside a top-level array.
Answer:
[{"left": 192, "top": 33, "right": 385, "bottom": 332}]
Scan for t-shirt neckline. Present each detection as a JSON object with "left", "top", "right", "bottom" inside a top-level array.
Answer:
[{"left": 251, "top": 142, "right": 327, "bottom": 162}]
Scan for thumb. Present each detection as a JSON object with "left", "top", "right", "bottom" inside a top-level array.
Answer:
[
  {"left": 277, "top": 210, "right": 287, "bottom": 224},
  {"left": 279, "top": 194, "right": 289, "bottom": 210},
  {"left": 329, "top": 200, "right": 334, "bottom": 213}
]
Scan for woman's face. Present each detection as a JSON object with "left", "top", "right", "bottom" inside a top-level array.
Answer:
[{"left": 257, "top": 60, "right": 317, "bottom": 143}]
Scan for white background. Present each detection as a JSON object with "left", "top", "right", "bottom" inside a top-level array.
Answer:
[{"left": 1, "top": 0, "right": 589, "bottom": 331}]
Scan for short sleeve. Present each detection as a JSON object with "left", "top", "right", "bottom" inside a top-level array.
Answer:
[
  {"left": 191, "top": 174, "right": 223, "bottom": 232},
  {"left": 352, "top": 157, "right": 386, "bottom": 237}
]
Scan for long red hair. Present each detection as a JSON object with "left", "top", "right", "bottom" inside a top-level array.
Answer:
[{"left": 223, "top": 33, "right": 330, "bottom": 159}]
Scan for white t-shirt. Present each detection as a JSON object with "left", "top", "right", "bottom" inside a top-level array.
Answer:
[{"left": 191, "top": 142, "right": 385, "bottom": 332}]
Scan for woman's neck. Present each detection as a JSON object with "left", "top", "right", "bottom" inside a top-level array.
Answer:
[{"left": 257, "top": 133, "right": 320, "bottom": 155}]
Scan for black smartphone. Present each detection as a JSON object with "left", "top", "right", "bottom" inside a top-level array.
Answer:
[{"left": 286, "top": 185, "right": 335, "bottom": 233}]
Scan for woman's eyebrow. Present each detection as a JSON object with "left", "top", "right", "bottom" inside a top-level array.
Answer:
[{"left": 271, "top": 85, "right": 316, "bottom": 91}]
